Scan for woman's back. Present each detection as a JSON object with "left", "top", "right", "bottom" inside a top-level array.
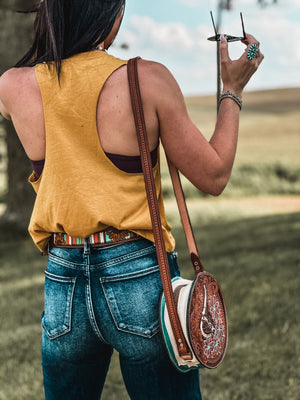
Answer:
[
  {"left": 0, "top": 54, "right": 160, "bottom": 162},
  {"left": 7, "top": 51, "right": 172, "bottom": 252}
]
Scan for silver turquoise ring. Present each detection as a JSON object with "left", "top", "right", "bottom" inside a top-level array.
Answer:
[{"left": 247, "top": 44, "right": 259, "bottom": 61}]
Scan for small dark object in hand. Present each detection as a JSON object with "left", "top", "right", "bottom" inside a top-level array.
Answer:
[{"left": 207, "top": 11, "right": 246, "bottom": 42}]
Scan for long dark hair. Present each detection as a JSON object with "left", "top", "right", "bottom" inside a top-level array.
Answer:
[{"left": 15, "top": 0, "right": 125, "bottom": 77}]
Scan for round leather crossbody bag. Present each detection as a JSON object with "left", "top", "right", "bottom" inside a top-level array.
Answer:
[{"left": 160, "top": 273, "right": 228, "bottom": 372}]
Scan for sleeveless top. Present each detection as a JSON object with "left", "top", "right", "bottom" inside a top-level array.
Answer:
[{"left": 28, "top": 51, "right": 175, "bottom": 252}]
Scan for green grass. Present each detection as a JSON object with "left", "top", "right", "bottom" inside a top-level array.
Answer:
[
  {"left": 161, "top": 163, "right": 300, "bottom": 199},
  {"left": 189, "top": 212, "right": 300, "bottom": 400},
  {"left": 1, "top": 209, "right": 299, "bottom": 400}
]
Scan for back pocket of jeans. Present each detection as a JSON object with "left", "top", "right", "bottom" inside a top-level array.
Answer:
[
  {"left": 100, "top": 265, "right": 162, "bottom": 338},
  {"left": 42, "top": 271, "right": 76, "bottom": 340}
]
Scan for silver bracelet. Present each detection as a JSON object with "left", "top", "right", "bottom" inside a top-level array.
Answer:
[{"left": 219, "top": 91, "right": 243, "bottom": 110}]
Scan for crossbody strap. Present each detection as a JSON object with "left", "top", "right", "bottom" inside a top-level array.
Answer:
[
  {"left": 167, "top": 159, "right": 205, "bottom": 274},
  {"left": 127, "top": 57, "right": 204, "bottom": 359}
]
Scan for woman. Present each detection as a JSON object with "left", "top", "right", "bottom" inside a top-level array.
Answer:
[{"left": 0, "top": 1, "right": 263, "bottom": 399}]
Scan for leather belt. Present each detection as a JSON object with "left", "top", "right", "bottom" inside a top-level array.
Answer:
[{"left": 51, "top": 227, "right": 141, "bottom": 248}]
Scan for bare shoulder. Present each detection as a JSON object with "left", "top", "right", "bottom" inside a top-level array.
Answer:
[
  {"left": 0, "top": 68, "right": 18, "bottom": 119},
  {"left": 1, "top": 67, "right": 32, "bottom": 88},
  {"left": 137, "top": 59, "right": 182, "bottom": 92},
  {"left": 133, "top": 59, "right": 187, "bottom": 117},
  {"left": 108, "top": 58, "right": 181, "bottom": 94},
  {"left": 136, "top": 59, "right": 168, "bottom": 75},
  {"left": 1, "top": 67, "right": 37, "bottom": 90},
  {"left": 0, "top": 67, "right": 20, "bottom": 85},
  {"left": 0, "top": 67, "right": 38, "bottom": 118}
]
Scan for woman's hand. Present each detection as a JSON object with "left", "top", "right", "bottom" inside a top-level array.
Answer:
[{"left": 220, "top": 33, "right": 264, "bottom": 97}]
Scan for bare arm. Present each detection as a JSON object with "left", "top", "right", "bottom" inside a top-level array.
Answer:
[{"left": 143, "top": 34, "right": 263, "bottom": 195}]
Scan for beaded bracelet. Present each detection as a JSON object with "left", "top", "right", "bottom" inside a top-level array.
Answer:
[{"left": 219, "top": 91, "right": 243, "bottom": 110}]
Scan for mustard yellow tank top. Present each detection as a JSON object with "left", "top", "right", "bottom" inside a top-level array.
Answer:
[{"left": 28, "top": 51, "right": 175, "bottom": 252}]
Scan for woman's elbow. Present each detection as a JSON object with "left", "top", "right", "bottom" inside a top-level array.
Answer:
[
  {"left": 208, "top": 183, "right": 226, "bottom": 197},
  {"left": 196, "top": 175, "right": 229, "bottom": 197}
]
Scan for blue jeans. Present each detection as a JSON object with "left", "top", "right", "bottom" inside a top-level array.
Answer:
[{"left": 42, "top": 238, "right": 202, "bottom": 399}]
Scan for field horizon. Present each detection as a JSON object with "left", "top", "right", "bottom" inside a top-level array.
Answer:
[
  {"left": 184, "top": 86, "right": 300, "bottom": 165},
  {"left": 185, "top": 86, "right": 300, "bottom": 111}
]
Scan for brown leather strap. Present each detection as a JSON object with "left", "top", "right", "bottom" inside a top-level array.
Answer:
[
  {"left": 167, "top": 159, "right": 205, "bottom": 274},
  {"left": 127, "top": 57, "right": 192, "bottom": 360}
]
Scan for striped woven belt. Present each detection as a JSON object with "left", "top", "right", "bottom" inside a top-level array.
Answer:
[{"left": 51, "top": 227, "right": 141, "bottom": 248}]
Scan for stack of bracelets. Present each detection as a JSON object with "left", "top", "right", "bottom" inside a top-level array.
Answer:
[{"left": 219, "top": 91, "right": 243, "bottom": 110}]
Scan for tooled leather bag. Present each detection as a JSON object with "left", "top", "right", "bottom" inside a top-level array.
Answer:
[{"left": 127, "top": 57, "right": 228, "bottom": 372}]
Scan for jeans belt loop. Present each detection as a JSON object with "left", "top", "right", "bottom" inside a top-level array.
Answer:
[{"left": 83, "top": 237, "right": 91, "bottom": 255}]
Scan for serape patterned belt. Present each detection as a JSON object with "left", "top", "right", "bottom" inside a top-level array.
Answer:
[{"left": 51, "top": 227, "right": 141, "bottom": 248}]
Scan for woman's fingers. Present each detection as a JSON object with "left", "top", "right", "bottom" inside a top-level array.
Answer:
[
  {"left": 242, "top": 33, "right": 264, "bottom": 66},
  {"left": 219, "top": 34, "right": 230, "bottom": 63},
  {"left": 242, "top": 33, "right": 260, "bottom": 48},
  {"left": 220, "top": 32, "right": 264, "bottom": 95}
]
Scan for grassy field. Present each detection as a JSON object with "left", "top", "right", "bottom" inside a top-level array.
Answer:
[
  {"left": 160, "top": 88, "right": 300, "bottom": 199},
  {"left": 185, "top": 87, "right": 300, "bottom": 166},
  {"left": 0, "top": 87, "right": 300, "bottom": 399},
  {"left": 0, "top": 209, "right": 299, "bottom": 400}
]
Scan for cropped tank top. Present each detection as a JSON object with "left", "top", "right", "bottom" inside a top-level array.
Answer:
[{"left": 28, "top": 51, "right": 175, "bottom": 252}]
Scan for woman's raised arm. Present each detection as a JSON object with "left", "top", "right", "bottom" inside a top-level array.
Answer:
[{"left": 139, "top": 33, "right": 263, "bottom": 196}]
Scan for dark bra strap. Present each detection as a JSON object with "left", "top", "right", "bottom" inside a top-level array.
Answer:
[{"left": 30, "top": 147, "right": 158, "bottom": 178}]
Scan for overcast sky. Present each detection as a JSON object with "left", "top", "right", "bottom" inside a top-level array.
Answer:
[{"left": 112, "top": 0, "right": 300, "bottom": 95}]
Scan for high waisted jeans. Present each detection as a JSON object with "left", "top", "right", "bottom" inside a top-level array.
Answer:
[{"left": 42, "top": 237, "right": 202, "bottom": 399}]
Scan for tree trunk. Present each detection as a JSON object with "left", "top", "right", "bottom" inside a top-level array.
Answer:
[{"left": 0, "top": 6, "right": 36, "bottom": 230}]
